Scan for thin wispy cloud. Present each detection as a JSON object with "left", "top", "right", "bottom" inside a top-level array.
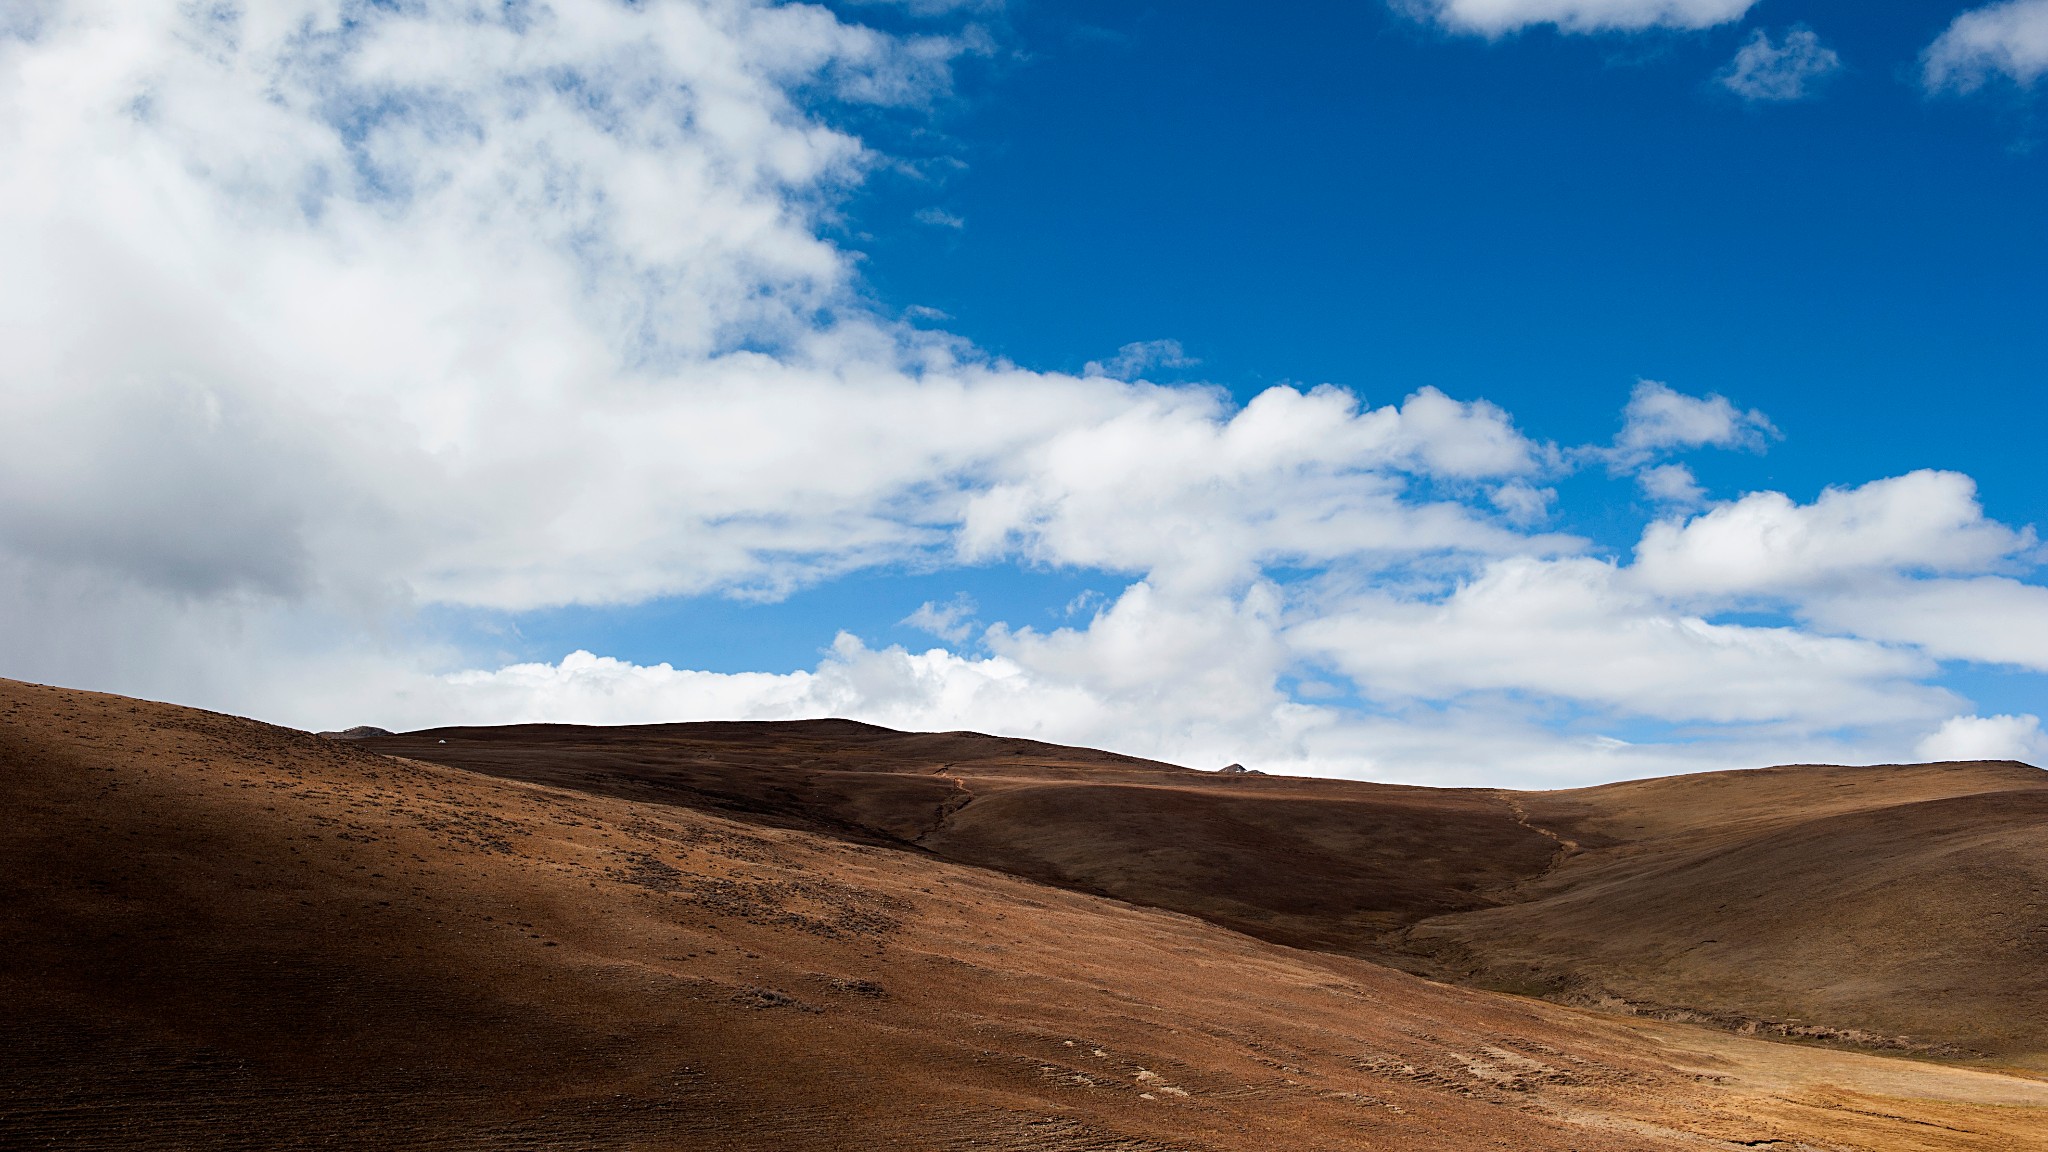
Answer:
[
  {"left": 1717, "top": 27, "right": 1843, "bottom": 103},
  {"left": 1082, "top": 339, "right": 1198, "bottom": 380},
  {"left": 842, "top": 0, "right": 1007, "bottom": 15},
  {"left": 1402, "top": 0, "right": 1756, "bottom": 36},
  {"left": 903, "top": 594, "right": 981, "bottom": 643}
]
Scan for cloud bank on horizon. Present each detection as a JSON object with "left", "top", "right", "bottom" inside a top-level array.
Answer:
[{"left": 1, "top": 0, "right": 2044, "bottom": 784}]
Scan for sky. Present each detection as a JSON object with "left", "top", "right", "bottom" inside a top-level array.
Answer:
[{"left": 1, "top": 0, "right": 2045, "bottom": 785}]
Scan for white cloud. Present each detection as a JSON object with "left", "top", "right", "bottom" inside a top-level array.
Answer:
[
  {"left": 401, "top": 635, "right": 1309, "bottom": 776},
  {"left": 0, "top": 0, "right": 1584, "bottom": 773},
  {"left": 0, "top": 0, "right": 1574, "bottom": 618},
  {"left": 0, "top": 0, "right": 1033, "bottom": 612},
  {"left": 1291, "top": 556, "right": 1940, "bottom": 725},
  {"left": 1914, "top": 713, "right": 2045, "bottom": 763},
  {"left": 1590, "top": 384, "right": 1771, "bottom": 509},
  {"left": 1804, "top": 576, "right": 2048, "bottom": 671},
  {"left": 1717, "top": 27, "right": 1842, "bottom": 102},
  {"left": 1403, "top": 0, "right": 1757, "bottom": 36},
  {"left": 1637, "top": 462, "right": 1705, "bottom": 505},
  {"left": 406, "top": 587, "right": 1328, "bottom": 779},
  {"left": 903, "top": 593, "right": 980, "bottom": 643},
  {"left": 1633, "top": 471, "right": 2030, "bottom": 599},
  {"left": 1923, "top": 0, "right": 2048, "bottom": 92},
  {"left": 841, "top": 0, "right": 1005, "bottom": 15},
  {"left": 1083, "top": 339, "right": 1198, "bottom": 380},
  {"left": 1490, "top": 479, "right": 1556, "bottom": 523},
  {"left": 914, "top": 206, "right": 965, "bottom": 228},
  {"left": 957, "top": 384, "right": 1569, "bottom": 593},
  {"left": 6, "top": 1, "right": 2048, "bottom": 787},
  {"left": 397, "top": 575, "right": 1957, "bottom": 785},
  {"left": 1606, "top": 380, "right": 1776, "bottom": 470}
]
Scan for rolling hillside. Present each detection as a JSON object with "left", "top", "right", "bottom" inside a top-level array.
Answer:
[
  {"left": 367, "top": 719, "right": 2048, "bottom": 1067},
  {"left": 5, "top": 679, "right": 2046, "bottom": 1149}
]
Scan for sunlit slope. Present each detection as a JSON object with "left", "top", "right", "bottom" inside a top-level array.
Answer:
[
  {"left": 11, "top": 679, "right": 2048, "bottom": 1150},
  {"left": 375, "top": 721, "right": 2048, "bottom": 1067},
  {"left": 1405, "top": 762, "right": 2048, "bottom": 1065}
]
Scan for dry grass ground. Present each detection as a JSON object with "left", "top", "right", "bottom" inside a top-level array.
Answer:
[
  {"left": 368, "top": 718, "right": 2048, "bottom": 1068},
  {"left": 5, "top": 679, "right": 2046, "bottom": 1149},
  {"left": 1410, "top": 764, "right": 2048, "bottom": 1068}
]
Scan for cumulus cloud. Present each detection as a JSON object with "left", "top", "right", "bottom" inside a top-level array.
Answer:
[
  {"left": 401, "top": 590, "right": 1328, "bottom": 780},
  {"left": 1490, "top": 480, "right": 1557, "bottom": 523},
  {"left": 1604, "top": 380, "right": 1776, "bottom": 471},
  {"left": 1574, "top": 382, "right": 1774, "bottom": 510},
  {"left": 399, "top": 575, "right": 1958, "bottom": 785},
  {"left": 1637, "top": 462, "right": 1705, "bottom": 506},
  {"left": 1402, "top": 0, "right": 1757, "bottom": 36},
  {"left": 1914, "top": 713, "right": 2045, "bottom": 763},
  {"left": 0, "top": 0, "right": 1030, "bottom": 612},
  {"left": 956, "top": 384, "right": 1568, "bottom": 593},
  {"left": 1291, "top": 556, "right": 1940, "bottom": 726},
  {"left": 1923, "top": 0, "right": 2048, "bottom": 92},
  {"left": 1717, "top": 27, "right": 1842, "bottom": 102},
  {"left": 0, "top": 0, "right": 1571, "bottom": 619},
  {"left": 5, "top": 1, "right": 2048, "bottom": 785},
  {"left": 1633, "top": 471, "right": 2029, "bottom": 599},
  {"left": 0, "top": 0, "right": 1578, "bottom": 763},
  {"left": 1803, "top": 576, "right": 2048, "bottom": 671}
]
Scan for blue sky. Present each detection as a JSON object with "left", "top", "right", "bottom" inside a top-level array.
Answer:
[
  {"left": 843, "top": 0, "right": 2044, "bottom": 511},
  {"left": 2, "top": 0, "right": 2045, "bottom": 783}
]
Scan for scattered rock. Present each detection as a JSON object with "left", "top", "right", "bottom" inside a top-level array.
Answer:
[
  {"left": 824, "top": 977, "right": 887, "bottom": 998},
  {"left": 1216, "top": 763, "right": 1263, "bottom": 775},
  {"left": 734, "top": 986, "right": 818, "bottom": 1012}
]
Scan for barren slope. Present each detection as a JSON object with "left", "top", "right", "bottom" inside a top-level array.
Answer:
[
  {"left": 9, "top": 679, "right": 2048, "bottom": 1149},
  {"left": 369, "top": 720, "right": 2048, "bottom": 1067},
  {"left": 364, "top": 721, "right": 1561, "bottom": 953},
  {"left": 1405, "top": 763, "right": 2048, "bottom": 1067}
]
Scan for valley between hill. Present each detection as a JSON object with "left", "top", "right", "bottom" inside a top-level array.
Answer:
[{"left": 5, "top": 678, "right": 2046, "bottom": 1150}]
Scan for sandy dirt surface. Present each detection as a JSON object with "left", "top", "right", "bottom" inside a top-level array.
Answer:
[{"left": 5, "top": 679, "right": 2046, "bottom": 1149}]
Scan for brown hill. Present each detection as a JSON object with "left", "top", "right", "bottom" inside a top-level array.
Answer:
[
  {"left": 361, "top": 719, "right": 1562, "bottom": 952},
  {"left": 6, "top": 679, "right": 2047, "bottom": 1150},
  {"left": 363, "top": 720, "right": 2048, "bottom": 1068},
  {"left": 1405, "top": 762, "right": 2048, "bottom": 1066}
]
